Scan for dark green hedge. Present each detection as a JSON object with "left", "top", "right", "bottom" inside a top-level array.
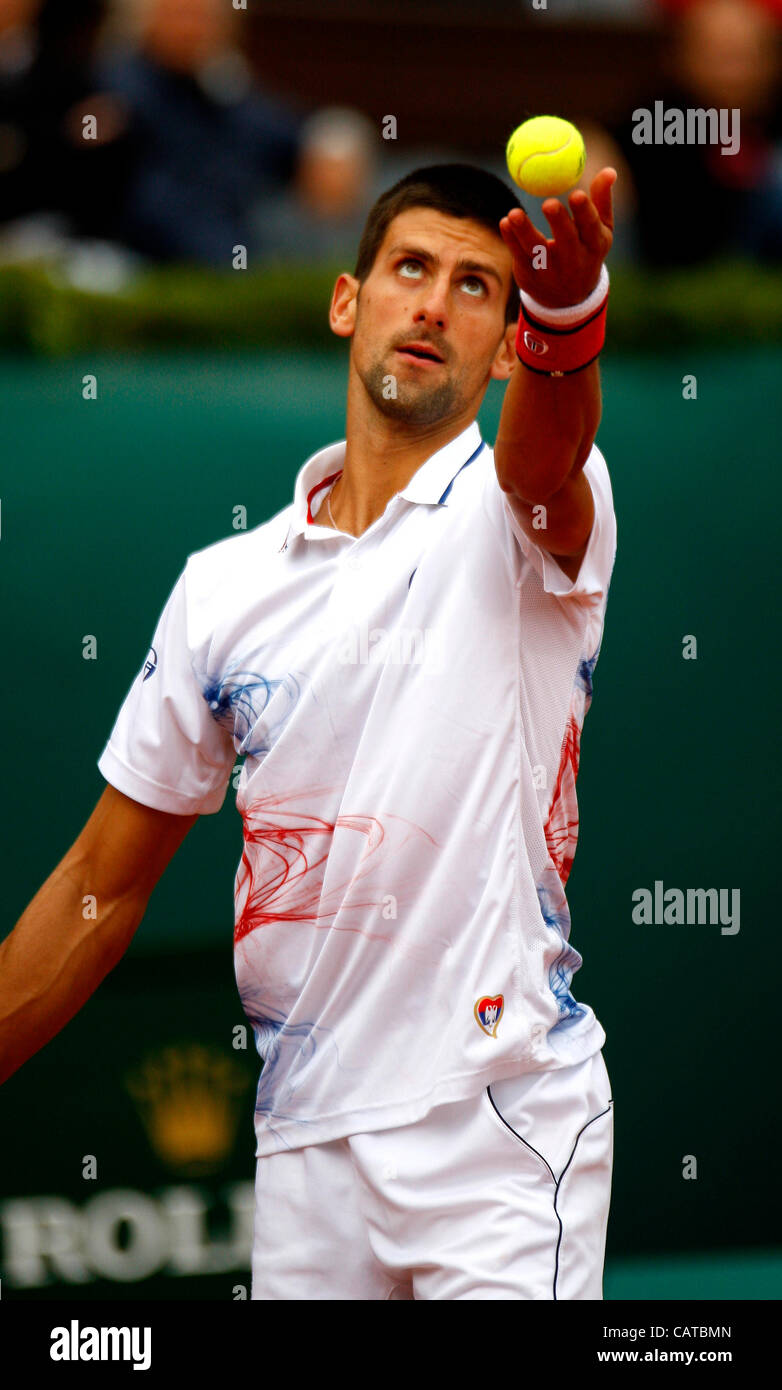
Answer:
[{"left": 1, "top": 258, "right": 780, "bottom": 355}]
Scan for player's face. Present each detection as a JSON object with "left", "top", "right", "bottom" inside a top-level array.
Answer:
[{"left": 335, "top": 208, "right": 516, "bottom": 427}]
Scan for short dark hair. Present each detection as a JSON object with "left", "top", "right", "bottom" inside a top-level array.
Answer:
[{"left": 353, "top": 163, "right": 523, "bottom": 326}]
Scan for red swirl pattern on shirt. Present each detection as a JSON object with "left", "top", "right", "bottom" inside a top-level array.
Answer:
[
  {"left": 234, "top": 790, "right": 436, "bottom": 945},
  {"left": 543, "top": 710, "right": 583, "bottom": 888}
]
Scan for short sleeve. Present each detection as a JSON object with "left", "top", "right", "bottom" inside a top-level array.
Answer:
[
  {"left": 97, "top": 565, "right": 237, "bottom": 815},
  {"left": 498, "top": 443, "right": 617, "bottom": 601}
]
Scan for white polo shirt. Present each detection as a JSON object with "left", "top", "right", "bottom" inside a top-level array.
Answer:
[{"left": 98, "top": 420, "right": 617, "bottom": 1157}]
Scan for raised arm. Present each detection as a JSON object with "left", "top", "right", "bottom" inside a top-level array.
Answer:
[
  {"left": 0, "top": 784, "right": 198, "bottom": 1084},
  {"left": 494, "top": 168, "right": 615, "bottom": 582}
]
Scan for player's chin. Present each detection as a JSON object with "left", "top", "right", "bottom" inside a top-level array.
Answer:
[{"left": 384, "top": 392, "right": 456, "bottom": 427}]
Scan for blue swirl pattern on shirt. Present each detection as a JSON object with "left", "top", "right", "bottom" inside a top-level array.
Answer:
[{"left": 196, "top": 661, "right": 303, "bottom": 759}]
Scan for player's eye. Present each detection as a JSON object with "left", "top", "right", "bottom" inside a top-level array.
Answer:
[
  {"left": 396, "top": 260, "right": 486, "bottom": 297},
  {"left": 458, "top": 275, "right": 488, "bottom": 297}
]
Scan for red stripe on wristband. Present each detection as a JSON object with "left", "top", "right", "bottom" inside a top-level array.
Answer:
[{"left": 515, "top": 293, "right": 608, "bottom": 376}]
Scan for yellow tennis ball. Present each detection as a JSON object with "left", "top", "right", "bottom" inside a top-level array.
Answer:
[{"left": 506, "top": 116, "right": 586, "bottom": 198}]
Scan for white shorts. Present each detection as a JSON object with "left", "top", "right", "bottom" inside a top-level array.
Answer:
[{"left": 251, "top": 1049, "right": 614, "bottom": 1300}]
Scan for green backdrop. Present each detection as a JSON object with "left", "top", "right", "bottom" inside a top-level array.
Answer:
[{"left": 1, "top": 347, "right": 778, "bottom": 1297}]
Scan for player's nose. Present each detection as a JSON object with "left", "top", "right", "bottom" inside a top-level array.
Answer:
[{"left": 413, "top": 277, "right": 450, "bottom": 329}]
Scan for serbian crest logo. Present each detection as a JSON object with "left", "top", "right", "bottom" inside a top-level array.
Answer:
[{"left": 474, "top": 994, "right": 504, "bottom": 1038}]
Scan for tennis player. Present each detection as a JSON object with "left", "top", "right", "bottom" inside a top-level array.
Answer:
[{"left": 1, "top": 161, "right": 618, "bottom": 1300}]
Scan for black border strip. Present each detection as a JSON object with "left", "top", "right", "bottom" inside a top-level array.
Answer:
[{"left": 516, "top": 350, "right": 603, "bottom": 376}]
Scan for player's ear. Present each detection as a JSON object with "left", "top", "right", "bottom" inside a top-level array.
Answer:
[
  {"left": 330, "top": 274, "right": 360, "bottom": 340},
  {"left": 489, "top": 320, "right": 518, "bottom": 381}
]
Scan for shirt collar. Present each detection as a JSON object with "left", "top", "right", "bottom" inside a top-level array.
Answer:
[
  {"left": 399, "top": 420, "right": 484, "bottom": 505},
  {"left": 286, "top": 440, "right": 347, "bottom": 542},
  {"left": 283, "top": 420, "right": 484, "bottom": 546}
]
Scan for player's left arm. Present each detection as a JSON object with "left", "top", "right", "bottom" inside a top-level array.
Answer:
[{"left": 493, "top": 168, "right": 616, "bottom": 582}]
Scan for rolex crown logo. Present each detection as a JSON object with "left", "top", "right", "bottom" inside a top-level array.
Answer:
[{"left": 126, "top": 1044, "right": 251, "bottom": 1176}]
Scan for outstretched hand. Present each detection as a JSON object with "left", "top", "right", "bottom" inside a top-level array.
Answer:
[{"left": 499, "top": 167, "right": 616, "bottom": 310}]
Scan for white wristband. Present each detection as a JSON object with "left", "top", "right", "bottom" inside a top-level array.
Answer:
[{"left": 519, "top": 263, "right": 610, "bottom": 327}]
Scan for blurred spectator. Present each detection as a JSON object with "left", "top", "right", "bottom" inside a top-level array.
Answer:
[
  {"left": 0, "top": 0, "right": 40, "bottom": 222},
  {"left": 0, "top": 0, "right": 129, "bottom": 240},
  {"left": 585, "top": 0, "right": 782, "bottom": 265},
  {"left": 254, "top": 107, "right": 381, "bottom": 263},
  {"left": 93, "top": 0, "right": 307, "bottom": 265}
]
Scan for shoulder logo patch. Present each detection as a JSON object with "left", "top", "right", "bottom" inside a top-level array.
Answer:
[
  {"left": 474, "top": 994, "right": 504, "bottom": 1038},
  {"left": 142, "top": 646, "right": 158, "bottom": 681}
]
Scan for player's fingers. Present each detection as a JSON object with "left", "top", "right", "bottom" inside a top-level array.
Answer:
[
  {"left": 568, "top": 193, "right": 606, "bottom": 254},
  {"left": 590, "top": 168, "right": 616, "bottom": 232},
  {"left": 540, "top": 198, "right": 578, "bottom": 250},
  {"left": 500, "top": 209, "right": 549, "bottom": 261}
]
